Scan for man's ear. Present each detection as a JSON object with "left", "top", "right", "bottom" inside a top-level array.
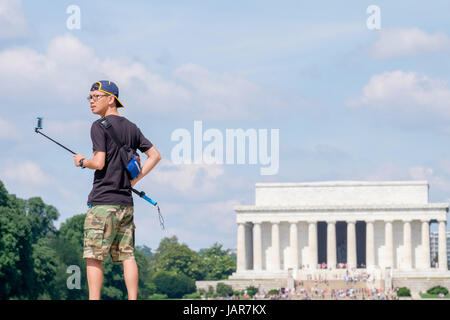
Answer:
[{"left": 108, "top": 95, "right": 116, "bottom": 107}]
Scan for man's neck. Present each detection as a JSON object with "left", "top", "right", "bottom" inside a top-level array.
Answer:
[{"left": 102, "top": 108, "right": 120, "bottom": 118}]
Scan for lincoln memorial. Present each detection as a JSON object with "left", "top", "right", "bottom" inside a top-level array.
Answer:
[{"left": 230, "top": 181, "right": 449, "bottom": 281}]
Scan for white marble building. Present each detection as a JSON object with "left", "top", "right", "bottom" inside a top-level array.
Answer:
[
  {"left": 230, "top": 181, "right": 449, "bottom": 280},
  {"left": 430, "top": 231, "right": 450, "bottom": 267}
]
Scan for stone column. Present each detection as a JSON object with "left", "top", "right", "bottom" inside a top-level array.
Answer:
[
  {"left": 237, "top": 222, "right": 247, "bottom": 272},
  {"left": 289, "top": 222, "right": 299, "bottom": 270},
  {"left": 272, "top": 222, "right": 280, "bottom": 271},
  {"left": 253, "top": 222, "right": 262, "bottom": 271},
  {"left": 403, "top": 220, "right": 412, "bottom": 269},
  {"left": 385, "top": 221, "right": 394, "bottom": 269},
  {"left": 347, "top": 221, "right": 357, "bottom": 269},
  {"left": 366, "top": 220, "right": 375, "bottom": 269},
  {"left": 438, "top": 219, "right": 448, "bottom": 271},
  {"left": 308, "top": 221, "right": 318, "bottom": 269},
  {"left": 327, "top": 221, "right": 336, "bottom": 269},
  {"left": 421, "top": 220, "right": 431, "bottom": 269}
]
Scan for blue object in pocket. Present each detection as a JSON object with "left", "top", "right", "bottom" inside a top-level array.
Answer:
[{"left": 126, "top": 156, "right": 142, "bottom": 179}]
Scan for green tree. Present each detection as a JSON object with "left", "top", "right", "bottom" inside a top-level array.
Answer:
[
  {"left": 151, "top": 236, "right": 206, "bottom": 280},
  {"left": 152, "top": 270, "right": 196, "bottom": 298},
  {"left": 135, "top": 247, "right": 156, "bottom": 299},
  {"left": 0, "top": 204, "right": 32, "bottom": 299},
  {"left": 216, "top": 282, "right": 233, "bottom": 297},
  {"left": 199, "top": 243, "right": 236, "bottom": 280},
  {"left": 245, "top": 286, "right": 258, "bottom": 297},
  {"left": 32, "top": 237, "right": 58, "bottom": 299},
  {"left": 101, "top": 258, "right": 127, "bottom": 300},
  {"left": 137, "top": 245, "right": 152, "bottom": 257},
  {"left": 427, "top": 286, "right": 448, "bottom": 295},
  {"left": 25, "top": 197, "right": 59, "bottom": 243},
  {"left": 51, "top": 213, "right": 88, "bottom": 300},
  {"left": 0, "top": 181, "right": 9, "bottom": 207},
  {"left": 397, "top": 287, "right": 411, "bottom": 297},
  {"left": 0, "top": 182, "right": 59, "bottom": 299}
]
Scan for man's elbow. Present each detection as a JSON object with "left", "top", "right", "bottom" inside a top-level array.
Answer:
[
  {"left": 153, "top": 153, "right": 162, "bottom": 166},
  {"left": 151, "top": 148, "right": 162, "bottom": 162}
]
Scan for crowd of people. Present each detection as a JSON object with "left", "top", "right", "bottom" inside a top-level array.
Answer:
[
  {"left": 302, "top": 263, "right": 368, "bottom": 270},
  {"left": 303, "top": 270, "right": 377, "bottom": 283},
  {"left": 207, "top": 269, "right": 405, "bottom": 300},
  {"left": 222, "top": 270, "right": 399, "bottom": 300},
  {"left": 216, "top": 287, "right": 399, "bottom": 300},
  {"left": 249, "top": 286, "right": 399, "bottom": 300}
]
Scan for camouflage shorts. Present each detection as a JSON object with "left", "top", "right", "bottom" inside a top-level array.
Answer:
[{"left": 83, "top": 205, "right": 135, "bottom": 263}]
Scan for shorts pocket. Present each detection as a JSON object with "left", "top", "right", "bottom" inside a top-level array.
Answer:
[
  {"left": 84, "top": 227, "right": 104, "bottom": 248},
  {"left": 83, "top": 215, "right": 106, "bottom": 260}
]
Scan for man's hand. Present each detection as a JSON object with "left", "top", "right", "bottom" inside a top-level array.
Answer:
[
  {"left": 130, "top": 178, "right": 137, "bottom": 188},
  {"left": 74, "top": 154, "right": 85, "bottom": 167}
]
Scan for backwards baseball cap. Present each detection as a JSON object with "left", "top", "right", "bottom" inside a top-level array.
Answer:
[{"left": 90, "top": 80, "right": 125, "bottom": 108}]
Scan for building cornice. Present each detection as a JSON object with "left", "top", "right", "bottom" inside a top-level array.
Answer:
[
  {"left": 235, "top": 203, "right": 448, "bottom": 213},
  {"left": 255, "top": 181, "right": 429, "bottom": 188}
]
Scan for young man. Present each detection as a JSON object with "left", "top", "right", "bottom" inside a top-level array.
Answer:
[{"left": 74, "top": 80, "right": 161, "bottom": 300}]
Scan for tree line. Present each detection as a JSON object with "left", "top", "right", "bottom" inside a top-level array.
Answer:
[{"left": 0, "top": 181, "right": 236, "bottom": 299}]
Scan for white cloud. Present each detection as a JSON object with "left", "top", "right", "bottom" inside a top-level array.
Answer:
[
  {"left": 371, "top": 28, "right": 450, "bottom": 59},
  {"left": 363, "top": 163, "right": 409, "bottom": 182},
  {"left": 348, "top": 70, "right": 450, "bottom": 117},
  {"left": 407, "top": 167, "right": 450, "bottom": 196},
  {"left": 44, "top": 120, "right": 91, "bottom": 137},
  {"left": 135, "top": 199, "right": 240, "bottom": 250},
  {"left": 0, "top": 0, "right": 27, "bottom": 39},
  {"left": 101, "top": 57, "right": 191, "bottom": 114},
  {"left": 173, "top": 63, "right": 263, "bottom": 119},
  {"left": 57, "top": 186, "right": 81, "bottom": 203},
  {"left": 362, "top": 163, "right": 450, "bottom": 197},
  {"left": 141, "top": 156, "right": 253, "bottom": 203},
  {"left": 0, "top": 117, "right": 21, "bottom": 140},
  {"left": 1, "top": 160, "right": 54, "bottom": 186},
  {"left": 0, "top": 33, "right": 283, "bottom": 120},
  {"left": 438, "top": 160, "right": 450, "bottom": 177},
  {"left": 0, "top": 35, "right": 95, "bottom": 102},
  {"left": 200, "top": 199, "right": 240, "bottom": 234},
  {"left": 142, "top": 159, "right": 225, "bottom": 198},
  {"left": 205, "top": 21, "right": 363, "bottom": 62}
]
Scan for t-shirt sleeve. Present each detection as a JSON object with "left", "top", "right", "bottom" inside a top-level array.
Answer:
[
  {"left": 91, "top": 122, "right": 107, "bottom": 152},
  {"left": 137, "top": 128, "right": 153, "bottom": 153}
]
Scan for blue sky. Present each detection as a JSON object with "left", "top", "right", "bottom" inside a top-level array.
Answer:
[{"left": 1, "top": 0, "right": 450, "bottom": 251}]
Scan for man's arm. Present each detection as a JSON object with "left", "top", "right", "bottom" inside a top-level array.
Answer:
[
  {"left": 74, "top": 151, "right": 106, "bottom": 170},
  {"left": 130, "top": 146, "right": 161, "bottom": 188}
]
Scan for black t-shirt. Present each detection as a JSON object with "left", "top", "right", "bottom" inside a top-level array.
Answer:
[{"left": 87, "top": 115, "right": 153, "bottom": 206}]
